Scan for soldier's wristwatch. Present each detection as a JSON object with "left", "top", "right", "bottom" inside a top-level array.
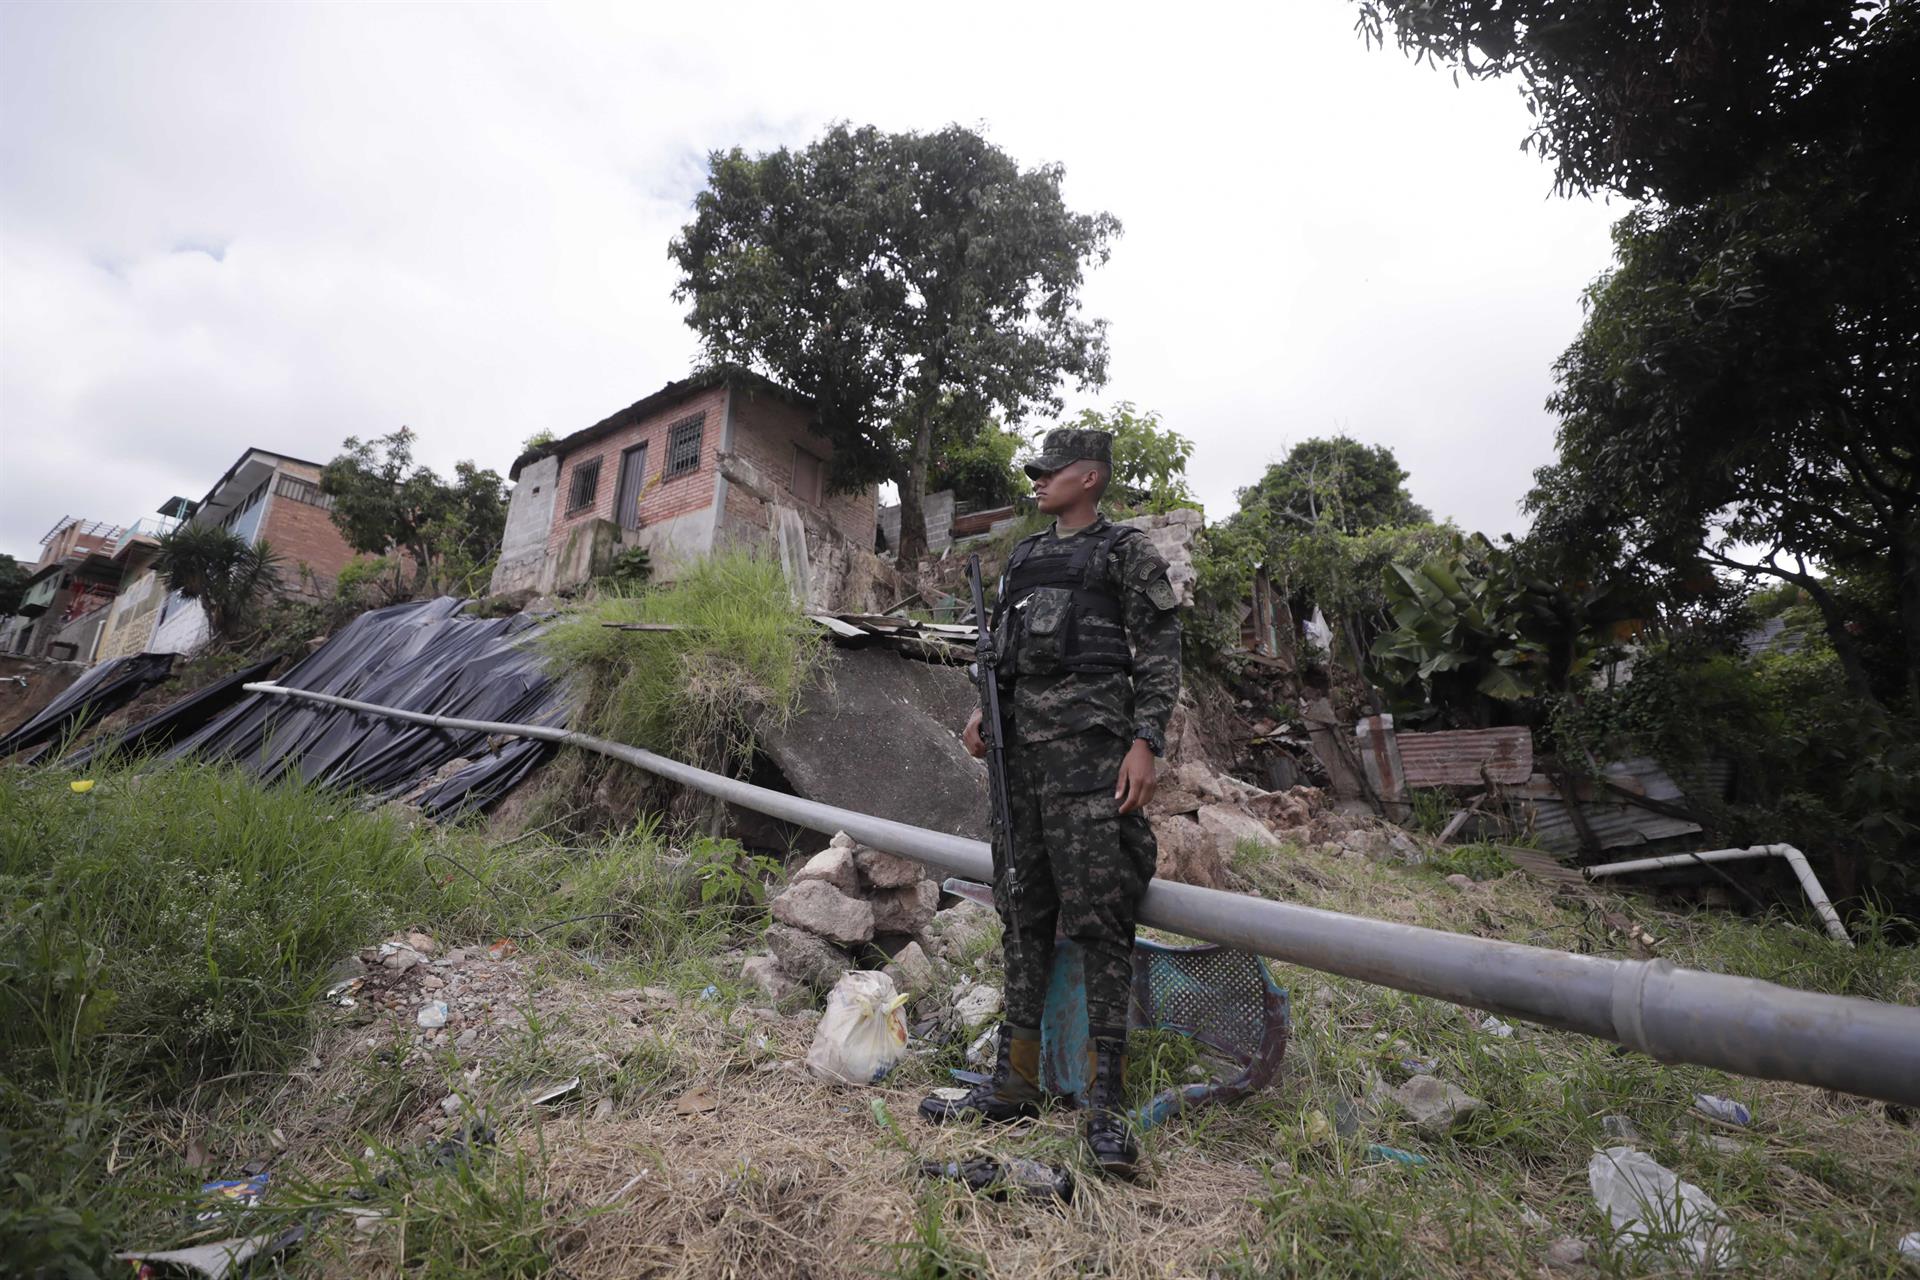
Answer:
[{"left": 1134, "top": 724, "right": 1165, "bottom": 757}]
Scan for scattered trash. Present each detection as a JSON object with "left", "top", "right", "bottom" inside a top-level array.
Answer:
[
  {"left": 324, "top": 978, "right": 363, "bottom": 1008},
  {"left": 118, "top": 1224, "right": 307, "bottom": 1280},
  {"left": 953, "top": 982, "right": 1003, "bottom": 1029},
  {"left": 1392, "top": 1075, "right": 1485, "bottom": 1133},
  {"left": 70, "top": 779, "right": 95, "bottom": 793},
  {"left": 1518, "top": 1205, "right": 1550, "bottom": 1232},
  {"left": 699, "top": 984, "right": 720, "bottom": 1002},
  {"left": 918, "top": 1157, "right": 1075, "bottom": 1203},
  {"left": 524, "top": 1077, "right": 582, "bottom": 1106},
  {"left": 416, "top": 1001, "right": 449, "bottom": 1029},
  {"left": 805, "top": 971, "right": 910, "bottom": 1085},
  {"left": 926, "top": 1086, "right": 971, "bottom": 1104},
  {"left": 1692, "top": 1094, "right": 1751, "bottom": 1126},
  {"left": 1588, "top": 1145, "right": 1736, "bottom": 1268},
  {"left": 965, "top": 1024, "right": 999, "bottom": 1067},
  {"left": 1399, "top": 1056, "right": 1435, "bottom": 1075},
  {"left": 1480, "top": 1016, "right": 1515, "bottom": 1038},
  {"left": 1898, "top": 1231, "right": 1919, "bottom": 1263},
  {"left": 194, "top": 1173, "right": 269, "bottom": 1222},
  {"left": 673, "top": 1088, "right": 720, "bottom": 1116},
  {"left": 488, "top": 938, "right": 517, "bottom": 960},
  {"left": 1601, "top": 1114, "right": 1642, "bottom": 1142},
  {"left": 1365, "top": 1143, "right": 1430, "bottom": 1167}
]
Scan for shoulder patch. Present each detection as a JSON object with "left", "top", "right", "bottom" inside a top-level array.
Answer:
[{"left": 1145, "top": 574, "right": 1178, "bottom": 611}]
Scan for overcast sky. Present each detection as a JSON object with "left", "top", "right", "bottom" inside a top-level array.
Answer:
[{"left": 0, "top": 0, "right": 1621, "bottom": 560}]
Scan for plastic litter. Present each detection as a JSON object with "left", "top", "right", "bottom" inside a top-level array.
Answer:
[
  {"left": 117, "top": 1224, "right": 306, "bottom": 1280},
  {"left": 1587, "top": 1145, "right": 1736, "bottom": 1268},
  {"left": 194, "top": 1173, "right": 270, "bottom": 1223},
  {"left": 918, "top": 1157, "right": 1075, "bottom": 1203},
  {"left": 1365, "top": 1143, "right": 1430, "bottom": 1167},
  {"left": 1897, "top": 1231, "right": 1919, "bottom": 1262},
  {"left": 805, "top": 971, "right": 910, "bottom": 1084},
  {"left": 416, "top": 1001, "right": 449, "bottom": 1029},
  {"left": 1400, "top": 1056, "right": 1435, "bottom": 1075},
  {"left": 1692, "top": 1093, "right": 1752, "bottom": 1126},
  {"left": 525, "top": 1077, "right": 581, "bottom": 1106},
  {"left": 965, "top": 1024, "right": 999, "bottom": 1067},
  {"left": 1480, "top": 1016, "right": 1515, "bottom": 1038}
]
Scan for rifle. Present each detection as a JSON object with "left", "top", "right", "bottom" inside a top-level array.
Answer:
[{"left": 968, "top": 554, "right": 1022, "bottom": 972}]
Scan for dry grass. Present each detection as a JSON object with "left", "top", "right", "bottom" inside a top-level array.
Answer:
[{"left": 90, "top": 832, "right": 1920, "bottom": 1280}]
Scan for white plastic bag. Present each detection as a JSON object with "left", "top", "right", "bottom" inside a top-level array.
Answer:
[
  {"left": 805, "top": 971, "right": 911, "bottom": 1085},
  {"left": 1588, "top": 1145, "right": 1737, "bottom": 1269}
]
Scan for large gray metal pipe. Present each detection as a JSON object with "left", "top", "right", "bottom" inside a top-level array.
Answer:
[{"left": 243, "top": 681, "right": 1920, "bottom": 1107}]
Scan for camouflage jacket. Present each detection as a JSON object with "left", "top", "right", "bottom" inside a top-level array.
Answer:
[{"left": 984, "top": 513, "right": 1182, "bottom": 750}]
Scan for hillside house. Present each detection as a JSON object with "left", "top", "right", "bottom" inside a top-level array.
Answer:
[
  {"left": 92, "top": 450, "right": 362, "bottom": 659},
  {"left": 491, "top": 370, "right": 893, "bottom": 610}
]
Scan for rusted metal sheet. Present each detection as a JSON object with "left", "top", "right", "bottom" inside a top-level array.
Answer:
[
  {"left": 1523, "top": 757, "right": 1702, "bottom": 854},
  {"left": 1397, "top": 726, "right": 1534, "bottom": 787}
]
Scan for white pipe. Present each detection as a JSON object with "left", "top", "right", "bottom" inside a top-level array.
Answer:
[
  {"left": 1584, "top": 845, "right": 1852, "bottom": 946},
  {"left": 237, "top": 681, "right": 1919, "bottom": 1105}
]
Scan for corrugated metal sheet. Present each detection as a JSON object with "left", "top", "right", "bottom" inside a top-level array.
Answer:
[
  {"left": 1522, "top": 757, "right": 1702, "bottom": 855},
  {"left": 1398, "top": 726, "right": 1534, "bottom": 787}
]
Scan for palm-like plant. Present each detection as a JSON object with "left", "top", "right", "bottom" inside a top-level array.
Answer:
[{"left": 152, "top": 524, "right": 284, "bottom": 643}]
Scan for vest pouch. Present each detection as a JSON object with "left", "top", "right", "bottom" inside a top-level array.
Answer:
[{"left": 1014, "top": 587, "right": 1073, "bottom": 675}]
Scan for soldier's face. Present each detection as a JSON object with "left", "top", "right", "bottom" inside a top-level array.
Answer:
[{"left": 1033, "top": 462, "right": 1094, "bottom": 514}]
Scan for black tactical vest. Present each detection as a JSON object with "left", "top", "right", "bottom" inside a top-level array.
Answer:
[{"left": 994, "top": 523, "right": 1140, "bottom": 675}]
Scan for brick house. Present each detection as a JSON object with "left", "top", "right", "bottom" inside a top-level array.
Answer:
[
  {"left": 94, "top": 450, "right": 362, "bottom": 658},
  {"left": 491, "top": 369, "right": 895, "bottom": 610}
]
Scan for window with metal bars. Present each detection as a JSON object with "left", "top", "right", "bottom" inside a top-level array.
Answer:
[
  {"left": 567, "top": 457, "right": 602, "bottom": 512},
  {"left": 664, "top": 413, "right": 705, "bottom": 479},
  {"left": 272, "top": 474, "right": 335, "bottom": 511}
]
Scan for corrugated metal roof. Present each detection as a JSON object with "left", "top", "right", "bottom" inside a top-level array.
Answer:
[
  {"left": 1522, "top": 758, "right": 1702, "bottom": 854},
  {"left": 1398, "top": 726, "right": 1533, "bottom": 787}
]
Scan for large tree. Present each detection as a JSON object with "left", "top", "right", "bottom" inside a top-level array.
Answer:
[
  {"left": 1359, "top": 1, "right": 1919, "bottom": 714},
  {"left": 1238, "top": 436, "right": 1428, "bottom": 536},
  {"left": 320, "top": 428, "right": 508, "bottom": 597},
  {"left": 670, "top": 123, "right": 1119, "bottom": 564}
]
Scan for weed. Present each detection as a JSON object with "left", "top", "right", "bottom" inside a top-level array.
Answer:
[
  {"left": 539, "top": 551, "right": 828, "bottom": 776},
  {"left": 880, "top": 1193, "right": 990, "bottom": 1280},
  {"left": 1408, "top": 787, "right": 1453, "bottom": 835},
  {"left": 1421, "top": 842, "right": 1515, "bottom": 882}
]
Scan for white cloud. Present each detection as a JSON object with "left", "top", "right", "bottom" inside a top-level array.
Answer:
[{"left": 0, "top": 0, "right": 1618, "bottom": 558}]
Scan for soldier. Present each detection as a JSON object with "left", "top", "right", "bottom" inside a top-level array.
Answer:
[{"left": 918, "top": 426, "right": 1181, "bottom": 1179}]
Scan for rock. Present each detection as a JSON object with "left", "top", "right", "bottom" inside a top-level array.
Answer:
[
  {"left": 406, "top": 931, "right": 438, "bottom": 955},
  {"left": 383, "top": 949, "right": 422, "bottom": 974},
  {"left": 1445, "top": 873, "right": 1475, "bottom": 890},
  {"left": 927, "top": 899, "right": 999, "bottom": 960},
  {"left": 1244, "top": 786, "right": 1318, "bottom": 830},
  {"left": 882, "top": 941, "right": 936, "bottom": 994},
  {"left": 1196, "top": 803, "right": 1279, "bottom": 851},
  {"left": 1145, "top": 761, "right": 1229, "bottom": 816},
  {"left": 1391, "top": 1075, "right": 1485, "bottom": 1133},
  {"left": 1544, "top": 1237, "right": 1591, "bottom": 1271},
  {"left": 1149, "top": 814, "right": 1233, "bottom": 890},
  {"left": 870, "top": 879, "right": 938, "bottom": 936},
  {"left": 791, "top": 846, "right": 860, "bottom": 897},
  {"left": 765, "top": 923, "right": 854, "bottom": 990},
  {"left": 455, "top": 1028, "right": 478, "bottom": 1050},
  {"left": 444, "top": 949, "right": 466, "bottom": 965},
  {"left": 741, "top": 953, "right": 798, "bottom": 1003},
  {"left": 419, "top": 975, "right": 445, "bottom": 991},
  {"left": 770, "top": 880, "right": 875, "bottom": 946},
  {"left": 829, "top": 830, "right": 857, "bottom": 850},
  {"left": 417, "top": 1001, "right": 450, "bottom": 1030},
  {"left": 954, "top": 983, "right": 1002, "bottom": 1029},
  {"left": 854, "top": 845, "right": 925, "bottom": 889}
]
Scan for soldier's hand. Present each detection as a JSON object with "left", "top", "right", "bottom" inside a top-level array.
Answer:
[
  {"left": 962, "top": 708, "right": 987, "bottom": 759},
  {"left": 1114, "top": 740, "right": 1158, "bottom": 814}
]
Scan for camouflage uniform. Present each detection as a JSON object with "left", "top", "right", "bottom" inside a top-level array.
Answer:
[{"left": 986, "top": 438, "right": 1183, "bottom": 1036}]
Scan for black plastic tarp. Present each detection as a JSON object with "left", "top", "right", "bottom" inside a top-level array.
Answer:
[
  {"left": 0, "top": 652, "right": 175, "bottom": 760},
  {"left": 64, "top": 653, "right": 285, "bottom": 768},
  {"left": 166, "top": 598, "right": 570, "bottom": 818}
]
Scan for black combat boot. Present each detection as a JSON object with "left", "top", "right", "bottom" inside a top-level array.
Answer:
[
  {"left": 918, "top": 1025, "right": 1045, "bottom": 1124},
  {"left": 1083, "top": 1029, "right": 1139, "bottom": 1179}
]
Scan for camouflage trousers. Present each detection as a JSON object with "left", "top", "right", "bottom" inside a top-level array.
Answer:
[{"left": 991, "top": 728, "right": 1158, "bottom": 1033}]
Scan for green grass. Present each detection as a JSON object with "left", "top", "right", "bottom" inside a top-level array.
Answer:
[{"left": 538, "top": 550, "right": 829, "bottom": 774}]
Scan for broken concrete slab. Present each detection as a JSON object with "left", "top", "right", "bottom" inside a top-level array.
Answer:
[
  {"left": 1196, "top": 803, "right": 1279, "bottom": 851},
  {"left": 870, "top": 878, "right": 938, "bottom": 937},
  {"left": 927, "top": 899, "right": 999, "bottom": 961},
  {"left": 769, "top": 880, "right": 875, "bottom": 947},
  {"left": 791, "top": 846, "right": 860, "bottom": 897},
  {"left": 855, "top": 845, "right": 925, "bottom": 890},
  {"left": 765, "top": 924, "right": 854, "bottom": 990},
  {"left": 1148, "top": 814, "right": 1233, "bottom": 890},
  {"left": 741, "top": 954, "right": 797, "bottom": 1003},
  {"left": 757, "top": 647, "right": 987, "bottom": 842}
]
